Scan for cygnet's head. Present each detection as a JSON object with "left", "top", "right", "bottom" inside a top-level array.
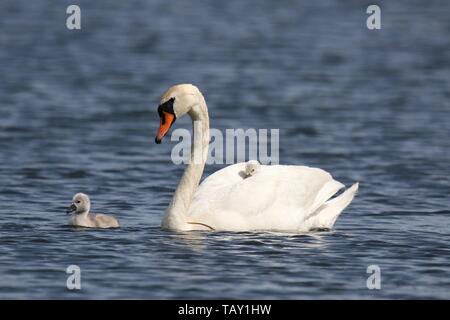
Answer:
[
  {"left": 67, "top": 193, "right": 91, "bottom": 215},
  {"left": 244, "top": 160, "right": 260, "bottom": 178}
]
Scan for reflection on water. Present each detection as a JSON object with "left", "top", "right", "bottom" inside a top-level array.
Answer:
[{"left": 0, "top": 0, "right": 449, "bottom": 298}]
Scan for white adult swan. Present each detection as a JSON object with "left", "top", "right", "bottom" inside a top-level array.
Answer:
[{"left": 155, "top": 84, "right": 358, "bottom": 232}]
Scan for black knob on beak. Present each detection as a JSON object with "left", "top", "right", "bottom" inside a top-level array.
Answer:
[{"left": 66, "top": 203, "right": 77, "bottom": 214}]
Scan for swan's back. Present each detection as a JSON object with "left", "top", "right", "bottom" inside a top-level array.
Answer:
[
  {"left": 188, "top": 163, "right": 356, "bottom": 232},
  {"left": 94, "top": 214, "right": 120, "bottom": 228}
]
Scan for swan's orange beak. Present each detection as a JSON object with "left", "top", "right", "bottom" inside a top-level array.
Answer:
[{"left": 155, "top": 111, "right": 175, "bottom": 144}]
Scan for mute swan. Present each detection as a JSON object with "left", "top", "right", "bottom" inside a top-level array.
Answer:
[
  {"left": 155, "top": 84, "right": 358, "bottom": 232},
  {"left": 67, "top": 193, "right": 120, "bottom": 228}
]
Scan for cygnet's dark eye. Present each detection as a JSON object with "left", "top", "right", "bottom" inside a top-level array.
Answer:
[{"left": 76, "top": 201, "right": 81, "bottom": 204}]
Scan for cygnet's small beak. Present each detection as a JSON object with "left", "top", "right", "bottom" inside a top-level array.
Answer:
[{"left": 66, "top": 203, "right": 76, "bottom": 214}]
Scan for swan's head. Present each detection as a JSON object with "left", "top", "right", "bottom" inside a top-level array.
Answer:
[
  {"left": 244, "top": 160, "right": 260, "bottom": 178},
  {"left": 155, "top": 84, "right": 202, "bottom": 144},
  {"left": 67, "top": 193, "right": 91, "bottom": 215}
]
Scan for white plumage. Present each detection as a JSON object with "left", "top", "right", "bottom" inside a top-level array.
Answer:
[
  {"left": 155, "top": 84, "right": 358, "bottom": 232},
  {"left": 189, "top": 163, "right": 358, "bottom": 231}
]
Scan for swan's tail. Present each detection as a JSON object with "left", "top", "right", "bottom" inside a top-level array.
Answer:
[{"left": 306, "top": 182, "right": 359, "bottom": 230}]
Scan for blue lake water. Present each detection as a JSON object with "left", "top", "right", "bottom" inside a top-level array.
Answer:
[{"left": 0, "top": 0, "right": 449, "bottom": 299}]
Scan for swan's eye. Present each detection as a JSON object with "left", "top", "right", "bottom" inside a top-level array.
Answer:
[{"left": 76, "top": 201, "right": 81, "bottom": 204}]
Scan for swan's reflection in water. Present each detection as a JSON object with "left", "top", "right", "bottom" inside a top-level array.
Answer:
[
  {"left": 169, "top": 229, "right": 333, "bottom": 252},
  {"left": 168, "top": 231, "right": 210, "bottom": 252}
]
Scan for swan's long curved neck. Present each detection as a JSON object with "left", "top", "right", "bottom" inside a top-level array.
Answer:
[{"left": 161, "top": 94, "right": 210, "bottom": 230}]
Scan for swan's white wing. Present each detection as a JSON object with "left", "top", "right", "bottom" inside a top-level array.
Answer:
[
  {"left": 188, "top": 162, "right": 247, "bottom": 219},
  {"left": 188, "top": 163, "right": 348, "bottom": 231}
]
